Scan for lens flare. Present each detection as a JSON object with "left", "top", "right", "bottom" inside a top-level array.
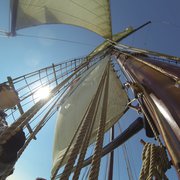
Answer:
[{"left": 34, "top": 86, "right": 50, "bottom": 101}]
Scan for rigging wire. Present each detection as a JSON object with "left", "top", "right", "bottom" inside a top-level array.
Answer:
[
  {"left": 81, "top": 144, "right": 95, "bottom": 180},
  {"left": 83, "top": 166, "right": 91, "bottom": 180},
  {"left": 0, "top": 32, "right": 8, "bottom": 37},
  {"left": 17, "top": 33, "right": 96, "bottom": 47},
  {"left": 116, "top": 147, "right": 121, "bottom": 180},
  {"left": 124, "top": 138, "right": 138, "bottom": 180},
  {"left": 117, "top": 122, "right": 134, "bottom": 180},
  {"left": 104, "top": 152, "right": 109, "bottom": 180}
]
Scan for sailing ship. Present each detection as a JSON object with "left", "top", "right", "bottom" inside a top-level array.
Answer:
[{"left": 0, "top": 0, "right": 179, "bottom": 179}]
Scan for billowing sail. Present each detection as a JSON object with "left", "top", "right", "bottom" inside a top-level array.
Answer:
[
  {"left": 52, "top": 56, "right": 128, "bottom": 175},
  {"left": 14, "top": 0, "right": 112, "bottom": 38}
]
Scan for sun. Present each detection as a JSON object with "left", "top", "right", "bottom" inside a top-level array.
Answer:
[{"left": 33, "top": 86, "right": 50, "bottom": 101}]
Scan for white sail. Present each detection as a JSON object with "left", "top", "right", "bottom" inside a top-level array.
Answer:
[
  {"left": 52, "top": 56, "right": 128, "bottom": 175},
  {"left": 15, "top": 0, "right": 112, "bottom": 38}
]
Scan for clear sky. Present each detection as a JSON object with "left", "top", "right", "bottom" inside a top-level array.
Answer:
[{"left": 0, "top": 0, "right": 180, "bottom": 179}]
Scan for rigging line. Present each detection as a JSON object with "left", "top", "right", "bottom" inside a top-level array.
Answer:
[
  {"left": 117, "top": 122, "right": 134, "bottom": 180},
  {"left": 0, "top": 33, "right": 8, "bottom": 37},
  {"left": 73, "top": 69, "right": 104, "bottom": 180},
  {"left": 18, "top": 66, "right": 71, "bottom": 95},
  {"left": 83, "top": 166, "right": 91, "bottom": 180},
  {"left": 0, "top": 63, "right": 87, "bottom": 144},
  {"left": 19, "top": 66, "right": 76, "bottom": 100},
  {"left": 45, "top": 68, "right": 51, "bottom": 86},
  {"left": 116, "top": 147, "right": 121, "bottom": 180},
  {"left": 28, "top": 86, "right": 69, "bottom": 126},
  {"left": 23, "top": 76, "right": 36, "bottom": 104},
  {"left": 122, "top": 135, "right": 138, "bottom": 180},
  {"left": 104, "top": 153, "right": 109, "bottom": 180},
  {"left": 11, "top": 108, "right": 16, "bottom": 122},
  {"left": 21, "top": 77, "right": 66, "bottom": 105},
  {"left": 89, "top": 63, "right": 110, "bottom": 180},
  {"left": 115, "top": 46, "right": 179, "bottom": 81},
  {"left": 113, "top": 41, "right": 180, "bottom": 62},
  {"left": 17, "top": 94, "right": 60, "bottom": 159},
  {"left": 107, "top": 126, "right": 115, "bottom": 180},
  {"left": 27, "top": 94, "right": 60, "bottom": 127},
  {"left": 60, "top": 63, "right": 109, "bottom": 180},
  {"left": 0, "top": 29, "right": 8, "bottom": 34},
  {"left": 9, "top": 0, "right": 11, "bottom": 33},
  {"left": 16, "top": 33, "right": 96, "bottom": 47},
  {"left": 51, "top": 99, "right": 95, "bottom": 179},
  {"left": 11, "top": 58, "right": 84, "bottom": 83},
  {"left": 39, "top": 70, "right": 43, "bottom": 86},
  {"left": 82, "top": 144, "right": 95, "bottom": 180}
]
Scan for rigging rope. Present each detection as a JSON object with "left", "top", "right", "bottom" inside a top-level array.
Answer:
[
  {"left": 139, "top": 141, "right": 171, "bottom": 180},
  {"left": 117, "top": 122, "right": 134, "bottom": 180},
  {"left": 0, "top": 62, "right": 88, "bottom": 144},
  {"left": 89, "top": 63, "right": 110, "bottom": 180},
  {"left": 60, "top": 62, "right": 108, "bottom": 180},
  {"left": 51, "top": 99, "right": 93, "bottom": 180},
  {"left": 17, "top": 94, "right": 61, "bottom": 158},
  {"left": 2, "top": 94, "right": 61, "bottom": 179},
  {"left": 73, "top": 77, "right": 103, "bottom": 180}
]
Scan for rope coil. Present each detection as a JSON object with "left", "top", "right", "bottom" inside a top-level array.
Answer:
[{"left": 139, "top": 142, "right": 171, "bottom": 180}]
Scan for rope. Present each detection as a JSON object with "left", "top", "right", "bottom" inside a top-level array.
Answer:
[
  {"left": 88, "top": 63, "right": 110, "bottom": 180},
  {"left": 0, "top": 62, "right": 88, "bottom": 144},
  {"left": 72, "top": 77, "right": 103, "bottom": 180},
  {"left": 60, "top": 63, "right": 108, "bottom": 180},
  {"left": 139, "top": 142, "right": 171, "bottom": 180},
  {"left": 51, "top": 99, "right": 93, "bottom": 180},
  {"left": 17, "top": 94, "right": 61, "bottom": 159}
]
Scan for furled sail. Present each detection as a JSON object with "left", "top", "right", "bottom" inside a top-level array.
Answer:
[
  {"left": 51, "top": 56, "right": 128, "bottom": 175},
  {"left": 87, "top": 27, "right": 134, "bottom": 60},
  {"left": 13, "top": 0, "right": 112, "bottom": 38}
]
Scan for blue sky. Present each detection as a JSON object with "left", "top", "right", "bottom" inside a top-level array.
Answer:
[{"left": 0, "top": 0, "right": 180, "bottom": 179}]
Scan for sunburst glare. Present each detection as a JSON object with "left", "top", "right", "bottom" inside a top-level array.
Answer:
[{"left": 33, "top": 86, "right": 50, "bottom": 101}]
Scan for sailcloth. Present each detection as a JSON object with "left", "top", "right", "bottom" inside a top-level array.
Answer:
[
  {"left": 51, "top": 56, "right": 128, "bottom": 175},
  {"left": 14, "top": 0, "right": 112, "bottom": 38}
]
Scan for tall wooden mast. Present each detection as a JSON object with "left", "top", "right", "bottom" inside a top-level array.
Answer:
[{"left": 115, "top": 51, "right": 180, "bottom": 174}]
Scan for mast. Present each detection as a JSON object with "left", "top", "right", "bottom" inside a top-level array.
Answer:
[
  {"left": 1, "top": 0, "right": 179, "bottom": 179},
  {"left": 10, "top": 0, "right": 18, "bottom": 36},
  {"left": 115, "top": 52, "right": 180, "bottom": 173}
]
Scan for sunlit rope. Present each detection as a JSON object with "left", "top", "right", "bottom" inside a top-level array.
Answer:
[
  {"left": 51, "top": 100, "right": 93, "bottom": 180},
  {"left": 60, "top": 62, "right": 108, "bottom": 180},
  {"left": 0, "top": 62, "right": 88, "bottom": 144},
  {"left": 139, "top": 141, "right": 171, "bottom": 180},
  {"left": 116, "top": 148, "right": 121, "bottom": 180},
  {"left": 89, "top": 63, "right": 109, "bottom": 180},
  {"left": 17, "top": 93, "right": 61, "bottom": 158},
  {"left": 73, "top": 78, "right": 103, "bottom": 180}
]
